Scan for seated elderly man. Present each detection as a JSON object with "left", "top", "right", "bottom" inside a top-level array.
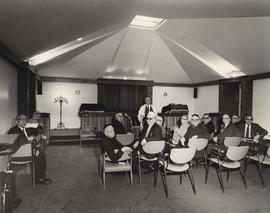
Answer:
[
  {"left": 8, "top": 113, "right": 52, "bottom": 184},
  {"left": 101, "top": 124, "right": 132, "bottom": 163},
  {"left": 202, "top": 113, "right": 215, "bottom": 138},
  {"left": 213, "top": 114, "right": 241, "bottom": 149},
  {"left": 239, "top": 115, "right": 268, "bottom": 154},
  {"left": 181, "top": 114, "right": 210, "bottom": 146},
  {"left": 111, "top": 112, "right": 131, "bottom": 135}
]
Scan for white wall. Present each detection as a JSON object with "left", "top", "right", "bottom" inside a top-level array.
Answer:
[
  {"left": 0, "top": 57, "right": 17, "bottom": 134},
  {"left": 36, "top": 82, "right": 97, "bottom": 128},
  {"left": 153, "top": 86, "right": 194, "bottom": 114},
  {"left": 253, "top": 79, "right": 270, "bottom": 132},
  {"left": 193, "top": 85, "right": 219, "bottom": 116}
]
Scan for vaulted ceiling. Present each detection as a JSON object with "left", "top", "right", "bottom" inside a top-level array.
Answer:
[{"left": 0, "top": 0, "right": 270, "bottom": 83}]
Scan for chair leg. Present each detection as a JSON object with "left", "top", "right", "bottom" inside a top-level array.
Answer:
[
  {"left": 32, "top": 162, "right": 35, "bottom": 187},
  {"left": 102, "top": 170, "right": 106, "bottom": 190},
  {"left": 216, "top": 168, "right": 225, "bottom": 193},
  {"left": 239, "top": 168, "right": 247, "bottom": 189},
  {"left": 187, "top": 170, "right": 196, "bottom": 195},
  {"left": 179, "top": 174, "right": 182, "bottom": 185},
  {"left": 154, "top": 162, "right": 158, "bottom": 187},
  {"left": 256, "top": 162, "right": 265, "bottom": 187},
  {"left": 159, "top": 167, "right": 168, "bottom": 198},
  {"left": 244, "top": 158, "right": 248, "bottom": 173},
  {"left": 226, "top": 170, "right": 230, "bottom": 181},
  {"left": 138, "top": 158, "right": 142, "bottom": 184},
  {"left": 130, "top": 170, "right": 133, "bottom": 187},
  {"left": 205, "top": 161, "right": 211, "bottom": 184}
]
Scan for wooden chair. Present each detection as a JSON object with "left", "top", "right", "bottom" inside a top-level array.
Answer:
[
  {"left": 80, "top": 126, "right": 96, "bottom": 146},
  {"left": 100, "top": 151, "right": 133, "bottom": 189}
]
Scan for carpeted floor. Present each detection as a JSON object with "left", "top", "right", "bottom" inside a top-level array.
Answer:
[{"left": 15, "top": 145, "right": 270, "bottom": 213}]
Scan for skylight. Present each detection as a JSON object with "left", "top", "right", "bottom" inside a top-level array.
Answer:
[{"left": 129, "top": 15, "right": 166, "bottom": 30}]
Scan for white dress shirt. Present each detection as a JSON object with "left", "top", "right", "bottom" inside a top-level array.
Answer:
[{"left": 137, "top": 104, "right": 157, "bottom": 123}]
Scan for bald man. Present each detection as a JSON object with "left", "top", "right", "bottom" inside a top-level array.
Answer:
[{"left": 101, "top": 125, "right": 132, "bottom": 163}]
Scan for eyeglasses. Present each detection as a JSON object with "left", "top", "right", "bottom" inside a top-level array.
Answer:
[
  {"left": 245, "top": 118, "right": 253, "bottom": 121},
  {"left": 146, "top": 118, "right": 154, "bottom": 120},
  {"left": 222, "top": 118, "right": 230, "bottom": 120},
  {"left": 191, "top": 119, "right": 200, "bottom": 122}
]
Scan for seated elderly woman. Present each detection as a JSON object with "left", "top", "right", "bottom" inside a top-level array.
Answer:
[
  {"left": 172, "top": 114, "right": 190, "bottom": 146},
  {"left": 101, "top": 124, "right": 132, "bottom": 163}
]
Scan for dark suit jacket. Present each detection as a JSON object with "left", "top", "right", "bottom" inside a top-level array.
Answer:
[
  {"left": 184, "top": 124, "right": 210, "bottom": 142},
  {"left": 239, "top": 123, "right": 268, "bottom": 139},
  {"left": 101, "top": 136, "right": 124, "bottom": 163},
  {"left": 7, "top": 125, "right": 32, "bottom": 146},
  {"left": 217, "top": 123, "right": 241, "bottom": 146},
  {"left": 203, "top": 121, "right": 215, "bottom": 135},
  {"left": 111, "top": 118, "right": 126, "bottom": 134},
  {"left": 139, "top": 123, "right": 162, "bottom": 142}
]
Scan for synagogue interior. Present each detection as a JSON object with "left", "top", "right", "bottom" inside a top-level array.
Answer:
[{"left": 0, "top": 0, "right": 270, "bottom": 212}]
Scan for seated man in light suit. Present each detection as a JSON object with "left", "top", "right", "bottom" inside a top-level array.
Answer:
[
  {"left": 101, "top": 124, "right": 132, "bottom": 163},
  {"left": 8, "top": 113, "right": 52, "bottom": 185},
  {"left": 137, "top": 97, "right": 157, "bottom": 130}
]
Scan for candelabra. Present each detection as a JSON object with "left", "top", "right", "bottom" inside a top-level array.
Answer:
[{"left": 54, "top": 94, "right": 68, "bottom": 129}]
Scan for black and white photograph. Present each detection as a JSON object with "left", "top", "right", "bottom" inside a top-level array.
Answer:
[{"left": 0, "top": 0, "right": 270, "bottom": 212}]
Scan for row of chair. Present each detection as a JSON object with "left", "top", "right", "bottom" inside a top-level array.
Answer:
[{"left": 99, "top": 134, "right": 270, "bottom": 198}]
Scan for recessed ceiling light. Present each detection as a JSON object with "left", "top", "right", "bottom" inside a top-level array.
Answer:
[
  {"left": 77, "top": 38, "right": 83, "bottom": 41},
  {"left": 129, "top": 15, "right": 166, "bottom": 30}
]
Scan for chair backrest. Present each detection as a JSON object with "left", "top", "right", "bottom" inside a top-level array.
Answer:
[
  {"left": 170, "top": 148, "right": 196, "bottom": 164},
  {"left": 12, "top": 143, "right": 32, "bottom": 158},
  {"left": 172, "top": 133, "right": 181, "bottom": 145},
  {"left": 224, "top": 137, "right": 242, "bottom": 147},
  {"left": 116, "top": 134, "right": 134, "bottom": 146},
  {"left": 226, "top": 146, "right": 249, "bottom": 161},
  {"left": 188, "top": 138, "right": 208, "bottom": 151},
  {"left": 142, "top": 141, "right": 165, "bottom": 155},
  {"left": 266, "top": 146, "right": 270, "bottom": 157}
]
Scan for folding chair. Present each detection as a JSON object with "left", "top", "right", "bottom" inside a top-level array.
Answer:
[
  {"left": 246, "top": 146, "right": 270, "bottom": 187},
  {"left": 188, "top": 138, "right": 208, "bottom": 173},
  {"left": 137, "top": 141, "right": 165, "bottom": 184},
  {"left": 206, "top": 146, "right": 249, "bottom": 192},
  {"left": 100, "top": 151, "right": 133, "bottom": 189},
  {"left": 159, "top": 148, "right": 197, "bottom": 198}
]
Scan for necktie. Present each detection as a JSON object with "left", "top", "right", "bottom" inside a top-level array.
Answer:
[
  {"left": 23, "top": 128, "right": 28, "bottom": 137},
  {"left": 245, "top": 124, "right": 250, "bottom": 138},
  {"left": 145, "top": 105, "right": 149, "bottom": 116}
]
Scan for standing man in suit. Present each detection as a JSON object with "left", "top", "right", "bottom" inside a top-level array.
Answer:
[
  {"left": 213, "top": 114, "right": 241, "bottom": 148},
  {"left": 8, "top": 113, "right": 52, "bottom": 185},
  {"left": 137, "top": 97, "right": 157, "bottom": 130}
]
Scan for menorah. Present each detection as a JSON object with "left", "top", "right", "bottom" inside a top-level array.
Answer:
[{"left": 54, "top": 94, "right": 68, "bottom": 129}]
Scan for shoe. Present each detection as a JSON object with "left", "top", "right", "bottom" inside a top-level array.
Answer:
[
  {"left": 36, "top": 177, "right": 52, "bottom": 184},
  {"left": 12, "top": 198, "right": 22, "bottom": 209}
]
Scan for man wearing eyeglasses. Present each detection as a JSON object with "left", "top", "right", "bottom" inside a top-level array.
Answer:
[
  {"left": 239, "top": 115, "right": 268, "bottom": 142},
  {"left": 8, "top": 114, "right": 52, "bottom": 185},
  {"left": 213, "top": 114, "right": 241, "bottom": 146},
  {"left": 202, "top": 113, "right": 215, "bottom": 137},
  {"left": 181, "top": 114, "right": 210, "bottom": 146}
]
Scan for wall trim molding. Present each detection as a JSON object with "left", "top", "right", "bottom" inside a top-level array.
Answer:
[{"left": 40, "top": 72, "right": 270, "bottom": 87}]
